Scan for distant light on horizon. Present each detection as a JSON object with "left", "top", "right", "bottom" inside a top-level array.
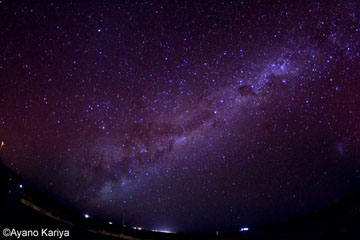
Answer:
[
  {"left": 18, "top": 184, "right": 23, "bottom": 189},
  {"left": 152, "top": 229, "right": 174, "bottom": 234},
  {"left": 108, "top": 221, "right": 113, "bottom": 225},
  {"left": 240, "top": 227, "right": 249, "bottom": 232},
  {"left": 84, "top": 214, "right": 90, "bottom": 219}
]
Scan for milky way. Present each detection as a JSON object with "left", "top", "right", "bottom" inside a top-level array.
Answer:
[{"left": 0, "top": 1, "right": 360, "bottom": 233}]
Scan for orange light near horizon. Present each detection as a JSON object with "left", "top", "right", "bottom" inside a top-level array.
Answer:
[{"left": 0, "top": 141, "right": 4, "bottom": 151}]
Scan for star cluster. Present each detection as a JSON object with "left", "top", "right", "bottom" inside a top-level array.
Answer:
[{"left": 0, "top": 1, "right": 360, "bottom": 233}]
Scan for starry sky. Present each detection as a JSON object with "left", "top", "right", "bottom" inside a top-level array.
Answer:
[{"left": 1, "top": 0, "right": 360, "bottom": 233}]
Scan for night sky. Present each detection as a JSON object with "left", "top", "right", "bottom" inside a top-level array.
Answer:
[{"left": 1, "top": 0, "right": 360, "bottom": 233}]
